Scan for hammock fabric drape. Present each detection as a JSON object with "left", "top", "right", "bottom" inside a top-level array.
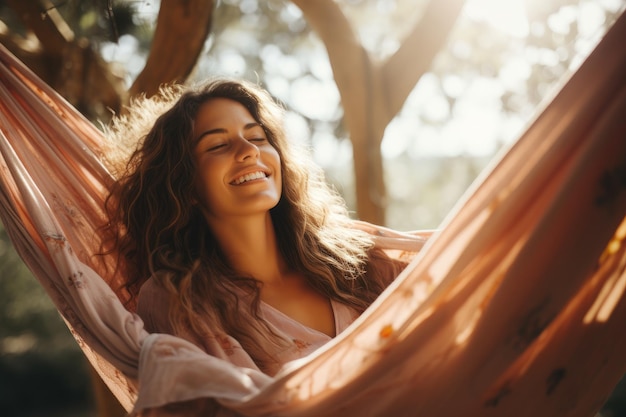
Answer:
[{"left": 1, "top": 10, "right": 626, "bottom": 416}]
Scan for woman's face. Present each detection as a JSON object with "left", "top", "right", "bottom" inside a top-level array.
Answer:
[{"left": 191, "top": 98, "right": 282, "bottom": 223}]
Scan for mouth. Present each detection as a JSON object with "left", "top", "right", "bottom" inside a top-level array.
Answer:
[{"left": 231, "top": 171, "right": 269, "bottom": 185}]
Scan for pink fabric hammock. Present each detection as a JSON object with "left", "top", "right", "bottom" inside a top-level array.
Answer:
[{"left": 1, "top": 10, "right": 626, "bottom": 416}]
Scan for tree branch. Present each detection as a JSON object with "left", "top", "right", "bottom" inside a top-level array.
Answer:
[
  {"left": 292, "top": 0, "right": 387, "bottom": 223},
  {"left": 382, "top": 0, "right": 466, "bottom": 118},
  {"left": 3, "top": 0, "right": 124, "bottom": 119},
  {"left": 5, "top": 0, "right": 74, "bottom": 55},
  {"left": 129, "top": 0, "right": 215, "bottom": 99},
  {"left": 290, "top": 0, "right": 368, "bottom": 101}
]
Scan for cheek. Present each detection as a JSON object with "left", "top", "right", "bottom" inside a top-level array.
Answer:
[
  {"left": 269, "top": 147, "right": 282, "bottom": 173},
  {"left": 193, "top": 171, "right": 218, "bottom": 209},
  {"left": 273, "top": 155, "right": 283, "bottom": 190},
  {"left": 193, "top": 155, "right": 223, "bottom": 191}
]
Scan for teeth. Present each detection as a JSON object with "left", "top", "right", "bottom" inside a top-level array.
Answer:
[{"left": 233, "top": 171, "right": 267, "bottom": 185}]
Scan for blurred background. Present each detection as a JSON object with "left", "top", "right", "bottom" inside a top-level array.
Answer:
[{"left": 1, "top": 0, "right": 625, "bottom": 415}]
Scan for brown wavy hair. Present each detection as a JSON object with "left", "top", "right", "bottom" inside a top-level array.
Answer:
[{"left": 103, "top": 78, "right": 403, "bottom": 372}]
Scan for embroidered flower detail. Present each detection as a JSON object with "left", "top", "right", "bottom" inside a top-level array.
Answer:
[
  {"left": 484, "top": 382, "right": 512, "bottom": 407},
  {"left": 43, "top": 232, "right": 69, "bottom": 251},
  {"left": 293, "top": 339, "right": 312, "bottom": 351},
  {"left": 67, "top": 271, "right": 85, "bottom": 289},
  {"left": 546, "top": 368, "right": 567, "bottom": 395},
  {"left": 68, "top": 328, "right": 85, "bottom": 349},
  {"left": 595, "top": 165, "right": 626, "bottom": 207},
  {"left": 379, "top": 324, "right": 394, "bottom": 339},
  {"left": 511, "top": 299, "right": 551, "bottom": 351},
  {"left": 51, "top": 193, "right": 82, "bottom": 223},
  {"left": 216, "top": 335, "right": 235, "bottom": 355}
]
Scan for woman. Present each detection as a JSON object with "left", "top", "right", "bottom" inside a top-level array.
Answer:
[{"left": 104, "top": 78, "right": 415, "bottom": 380}]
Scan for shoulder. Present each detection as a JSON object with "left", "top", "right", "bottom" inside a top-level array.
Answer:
[
  {"left": 136, "top": 275, "right": 173, "bottom": 334},
  {"left": 138, "top": 275, "right": 168, "bottom": 300}
]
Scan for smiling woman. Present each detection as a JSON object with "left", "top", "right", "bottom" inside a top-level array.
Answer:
[
  {"left": 101, "top": 78, "right": 418, "bottom": 410},
  {"left": 2, "top": 14, "right": 626, "bottom": 415}
]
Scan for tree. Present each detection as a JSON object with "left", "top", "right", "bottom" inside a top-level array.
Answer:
[
  {"left": 291, "top": 0, "right": 465, "bottom": 223},
  {"left": 0, "top": 0, "right": 214, "bottom": 120},
  {"left": 0, "top": 0, "right": 465, "bottom": 223}
]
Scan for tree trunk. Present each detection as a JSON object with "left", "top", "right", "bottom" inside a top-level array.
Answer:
[
  {"left": 293, "top": 0, "right": 466, "bottom": 225},
  {"left": 3, "top": 0, "right": 124, "bottom": 119},
  {"left": 129, "top": 0, "right": 215, "bottom": 100},
  {"left": 2, "top": 0, "right": 215, "bottom": 119}
]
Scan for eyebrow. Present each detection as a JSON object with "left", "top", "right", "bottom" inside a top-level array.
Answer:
[{"left": 194, "top": 122, "right": 263, "bottom": 144}]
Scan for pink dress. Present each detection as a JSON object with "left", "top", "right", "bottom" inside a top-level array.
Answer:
[{"left": 136, "top": 277, "right": 361, "bottom": 376}]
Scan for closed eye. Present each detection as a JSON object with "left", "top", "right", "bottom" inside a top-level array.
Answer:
[{"left": 207, "top": 143, "right": 227, "bottom": 152}]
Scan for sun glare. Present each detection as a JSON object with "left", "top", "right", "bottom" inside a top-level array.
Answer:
[{"left": 465, "top": 0, "right": 530, "bottom": 38}]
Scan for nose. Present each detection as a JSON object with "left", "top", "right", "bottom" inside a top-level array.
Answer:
[{"left": 235, "top": 136, "right": 260, "bottom": 161}]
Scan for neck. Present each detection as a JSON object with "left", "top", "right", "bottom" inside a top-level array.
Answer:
[{"left": 207, "top": 213, "right": 287, "bottom": 284}]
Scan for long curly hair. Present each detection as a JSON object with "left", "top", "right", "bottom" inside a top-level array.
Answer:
[{"left": 103, "top": 78, "right": 402, "bottom": 372}]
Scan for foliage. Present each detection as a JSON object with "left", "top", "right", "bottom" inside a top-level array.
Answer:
[
  {"left": 0, "top": 225, "right": 95, "bottom": 416},
  {"left": 601, "top": 376, "right": 626, "bottom": 416},
  {"left": 0, "top": 0, "right": 146, "bottom": 43}
]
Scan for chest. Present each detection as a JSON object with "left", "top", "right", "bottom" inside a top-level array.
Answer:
[{"left": 260, "top": 276, "right": 336, "bottom": 337}]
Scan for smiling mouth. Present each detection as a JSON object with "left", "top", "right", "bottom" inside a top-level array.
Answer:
[{"left": 231, "top": 171, "right": 268, "bottom": 185}]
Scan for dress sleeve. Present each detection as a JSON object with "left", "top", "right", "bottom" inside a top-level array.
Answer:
[
  {"left": 136, "top": 276, "right": 264, "bottom": 373},
  {"left": 136, "top": 277, "right": 174, "bottom": 335}
]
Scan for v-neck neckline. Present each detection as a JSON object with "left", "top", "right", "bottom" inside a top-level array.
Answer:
[{"left": 261, "top": 298, "right": 338, "bottom": 338}]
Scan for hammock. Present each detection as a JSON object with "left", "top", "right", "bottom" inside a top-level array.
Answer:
[{"left": 1, "top": 10, "right": 626, "bottom": 416}]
